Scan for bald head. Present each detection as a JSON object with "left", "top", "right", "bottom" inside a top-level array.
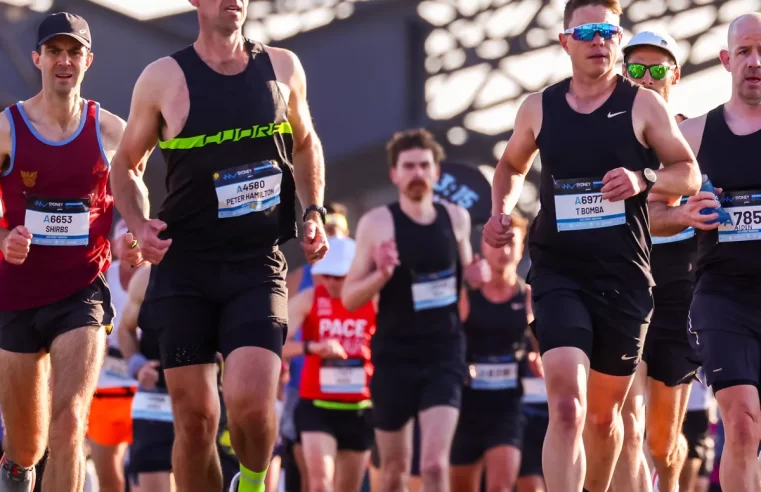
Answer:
[{"left": 729, "top": 12, "right": 761, "bottom": 48}]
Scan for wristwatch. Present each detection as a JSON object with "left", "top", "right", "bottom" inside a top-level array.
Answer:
[
  {"left": 643, "top": 168, "right": 657, "bottom": 194},
  {"left": 303, "top": 340, "right": 313, "bottom": 355},
  {"left": 303, "top": 205, "right": 327, "bottom": 223}
]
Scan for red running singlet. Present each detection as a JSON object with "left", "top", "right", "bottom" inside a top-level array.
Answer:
[
  {"left": 300, "top": 285, "right": 376, "bottom": 402},
  {"left": 0, "top": 100, "right": 113, "bottom": 311}
]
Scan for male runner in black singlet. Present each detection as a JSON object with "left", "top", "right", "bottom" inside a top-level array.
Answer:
[
  {"left": 658, "top": 13, "right": 761, "bottom": 491},
  {"left": 482, "top": 1, "right": 701, "bottom": 491},
  {"left": 611, "top": 30, "right": 700, "bottom": 492},
  {"left": 109, "top": 1, "right": 328, "bottom": 491},
  {"left": 342, "top": 128, "right": 487, "bottom": 492}
]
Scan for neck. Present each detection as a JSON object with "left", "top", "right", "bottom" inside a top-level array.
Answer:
[
  {"left": 399, "top": 194, "right": 436, "bottom": 223},
  {"left": 489, "top": 268, "right": 517, "bottom": 290},
  {"left": 195, "top": 26, "right": 247, "bottom": 62},
  {"left": 726, "top": 95, "right": 761, "bottom": 118},
  {"left": 569, "top": 68, "right": 617, "bottom": 100},
  {"left": 37, "top": 89, "right": 82, "bottom": 129}
]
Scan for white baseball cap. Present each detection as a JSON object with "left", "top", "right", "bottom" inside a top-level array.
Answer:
[
  {"left": 624, "top": 31, "right": 681, "bottom": 65},
  {"left": 311, "top": 236, "right": 356, "bottom": 277}
]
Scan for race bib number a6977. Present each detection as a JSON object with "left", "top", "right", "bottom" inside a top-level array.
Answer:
[{"left": 553, "top": 177, "right": 625, "bottom": 232}]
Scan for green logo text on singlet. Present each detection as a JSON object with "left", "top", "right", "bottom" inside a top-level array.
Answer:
[{"left": 158, "top": 121, "right": 293, "bottom": 150}]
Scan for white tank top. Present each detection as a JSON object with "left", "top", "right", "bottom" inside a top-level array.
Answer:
[
  {"left": 687, "top": 372, "right": 714, "bottom": 411},
  {"left": 106, "top": 261, "right": 128, "bottom": 349}
]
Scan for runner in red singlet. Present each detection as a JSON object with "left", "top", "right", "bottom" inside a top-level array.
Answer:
[
  {"left": 0, "top": 12, "right": 140, "bottom": 492},
  {"left": 284, "top": 236, "right": 376, "bottom": 492}
]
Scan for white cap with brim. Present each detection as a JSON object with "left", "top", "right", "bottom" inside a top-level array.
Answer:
[
  {"left": 624, "top": 31, "right": 681, "bottom": 65},
  {"left": 311, "top": 237, "right": 356, "bottom": 277}
]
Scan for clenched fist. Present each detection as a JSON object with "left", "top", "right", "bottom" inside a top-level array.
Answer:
[
  {"left": 373, "top": 239, "right": 400, "bottom": 278},
  {"left": 483, "top": 214, "right": 514, "bottom": 248},
  {"left": 1, "top": 226, "right": 32, "bottom": 265}
]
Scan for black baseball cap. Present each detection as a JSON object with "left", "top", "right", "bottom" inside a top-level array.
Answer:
[{"left": 37, "top": 12, "right": 91, "bottom": 50}]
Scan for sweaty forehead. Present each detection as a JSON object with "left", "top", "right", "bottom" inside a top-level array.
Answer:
[
  {"left": 569, "top": 5, "right": 620, "bottom": 29},
  {"left": 43, "top": 36, "right": 86, "bottom": 51}
]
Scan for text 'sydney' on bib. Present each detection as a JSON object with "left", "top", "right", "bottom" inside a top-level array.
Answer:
[
  {"left": 214, "top": 160, "right": 282, "bottom": 219},
  {"left": 718, "top": 190, "right": 761, "bottom": 243},
  {"left": 469, "top": 355, "right": 518, "bottom": 391},
  {"left": 131, "top": 390, "right": 173, "bottom": 423},
  {"left": 553, "top": 177, "right": 625, "bottom": 232},
  {"left": 411, "top": 268, "right": 457, "bottom": 312},
  {"left": 319, "top": 358, "right": 365, "bottom": 395},
  {"left": 24, "top": 195, "right": 90, "bottom": 246}
]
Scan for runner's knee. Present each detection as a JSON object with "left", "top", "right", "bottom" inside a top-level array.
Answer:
[
  {"left": 550, "top": 396, "right": 584, "bottom": 431},
  {"left": 48, "top": 406, "right": 87, "bottom": 450},
  {"left": 646, "top": 429, "right": 680, "bottom": 464},
  {"left": 419, "top": 456, "right": 446, "bottom": 483},
  {"left": 224, "top": 388, "right": 276, "bottom": 432},
  {"left": 722, "top": 405, "right": 760, "bottom": 448},
  {"left": 172, "top": 395, "right": 219, "bottom": 445}
]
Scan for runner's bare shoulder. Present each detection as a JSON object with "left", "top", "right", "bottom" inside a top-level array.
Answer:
[
  {"left": 0, "top": 109, "right": 11, "bottom": 171},
  {"left": 134, "top": 56, "right": 185, "bottom": 107},
  {"left": 678, "top": 113, "right": 708, "bottom": 156},
  {"left": 357, "top": 206, "right": 394, "bottom": 243}
]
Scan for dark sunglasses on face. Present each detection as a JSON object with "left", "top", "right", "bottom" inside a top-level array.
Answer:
[
  {"left": 626, "top": 63, "right": 673, "bottom": 80},
  {"left": 564, "top": 23, "right": 622, "bottom": 41}
]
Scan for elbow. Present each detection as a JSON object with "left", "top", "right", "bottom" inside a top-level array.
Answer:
[
  {"left": 341, "top": 289, "right": 358, "bottom": 312},
  {"left": 686, "top": 165, "right": 702, "bottom": 196}
]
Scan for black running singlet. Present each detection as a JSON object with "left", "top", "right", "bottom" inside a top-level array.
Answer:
[
  {"left": 695, "top": 105, "right": 761, "bottom": 299},
  {"left": 464, "top": 282, "right": 528, "bottom": 396},
  {"left": 374, "top": 202, "right": 464, "bottom": 364},
  {"left": 158, "top": 40, "right": 297, "bottom": 262},
  {"left": 530, "top": 75, "right": 660, "bottom": 290}
]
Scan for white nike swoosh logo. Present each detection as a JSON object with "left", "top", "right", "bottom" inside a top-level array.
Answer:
[
  {"left": 608, "top": 111, "right": 627, "bottom": 118},
  {"left": 621, "top": 354, "right": 637, "bottom": 360}
]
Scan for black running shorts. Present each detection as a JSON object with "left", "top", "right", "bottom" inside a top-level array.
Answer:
[
  {"left": 0, "top": 273, "right": 114, "bottom": 353},
  {"left": 519, "top": 404, "right": 549, "bottom": 478},
  {"left": 682, "top": 409, "right": 714, "bottom": 477},
  {"left": 450, "top": 390, "right": 523, "bottom": 466},
  {"left": 129, "top": 419, "right": 174, "bottom": 475},
  {"left": 530, "top": 269, "right": 653, "bottom": 376},
  {"left": 370, "top": 360, "right": 464, "bottom": 432},
  {"left": 688, "top": 293, "right": 761, "bottom": 393},
  {"left": 644, "top": 279, "right": 699, "bottom": 386},
  {"left": 294, "top": 399, "right": 374, "bottom": 451},
  {"left": 138, "top": 251, "right": 288, "bottom": 369}
]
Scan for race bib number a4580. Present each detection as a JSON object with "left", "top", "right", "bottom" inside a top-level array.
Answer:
[
  {"left": 553, "top": 177, "right": 625, "bottom": 231},
  {"left": 718, "top": 191, "right": 761, "bottom": 242},
  {"left": 25, "top": 197, "right": 90, "bottom": 246},
  {"left": 214, "top": 161, "right": 282, "bottom": 219}
]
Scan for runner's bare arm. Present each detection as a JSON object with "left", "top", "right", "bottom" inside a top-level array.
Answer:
[
  {"left": 342, "top": 208, "right": 389, "bottom": 311},
  {"left": 0, "top": 111, "right": 11, "bottom": 243},
  {"left": 648, "top": 115, "right": 711, "bottom": 236},
  {"left": 525, "top": 284, "right": 535, "bottom": 326},
  {"left": 98, "top": 109, "right": 127, "bottom": 162},
  {"left": 269, "top": 47, "right": 324, "bottom": 214},
  {"left": 637, "top": 90, "right": 701, "bottom": 196},
  {"left": 110, "top": 59, "right": 169, "bottom": 234},
  {"left": 492, "top": 93, "right": 541, "bottom": 215},
  {"left": 116, "top": 265, "right": 151, "bottom": 361},
  {"left": 446, "top": 203, "right": 474, "bottom": 268},
  {"left": 283, "top": 287, "right": 315, "bottom": 358}
]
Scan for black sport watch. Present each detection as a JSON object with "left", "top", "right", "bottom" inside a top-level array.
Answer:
[
  {"left": 643, "top": 168, "right": 657, "bottom": 194},
  {"left": 303, "top": 205, "right": 327, "bottom": 223}
]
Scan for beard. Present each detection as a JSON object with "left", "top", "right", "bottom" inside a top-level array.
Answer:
[{"left": 402, "top": 179, "right": 431, "bottom": 202}]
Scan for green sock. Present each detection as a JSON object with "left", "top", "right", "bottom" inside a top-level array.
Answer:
[{"left": 237, "top": 464, "right": 268, "bottom": 492}]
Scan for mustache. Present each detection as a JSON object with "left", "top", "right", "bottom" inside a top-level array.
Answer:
[{"left": 406, "top": 178, "right": 429, "bottom": 189}]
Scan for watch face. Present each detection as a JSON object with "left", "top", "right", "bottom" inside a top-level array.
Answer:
[{"left": 645, "top": 168, "right": 657, "bottom": 182}]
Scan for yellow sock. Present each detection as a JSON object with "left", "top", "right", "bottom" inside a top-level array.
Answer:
[{"left": 237, "top": 464, "right": 268, "bottom": 492}]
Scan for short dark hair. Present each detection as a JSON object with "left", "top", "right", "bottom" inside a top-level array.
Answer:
[
  {"left": 385, "top": 128, "right": 446, "bottom": 169},
  {"left": 563, "top": 0, "right": 623, "bottom": 28}
]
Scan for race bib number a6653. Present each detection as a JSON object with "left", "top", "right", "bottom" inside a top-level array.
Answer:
[
  {"left": 553, "top": 177, "right": 625, "bottom": 231},
  {"left": 25, "top": 197, "right": 90, "bottom": 246}
]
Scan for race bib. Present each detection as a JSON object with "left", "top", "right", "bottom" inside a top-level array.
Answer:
[
  {"left": 718, "top": 191, "right": 761, "bottom": 243},
  {"left": 411, "top": 268, "right": 457, "bottom": 311},
  {"left": 214, "top": 160, "right": 282, "bottom": 219},
  {"left": 553, "top": 177, "right": 626, "bottom": 231},
  {"left": 469, "top": 356, "right": 518, "bottom": 390},
  {"left": 131, "top": 390, "right": 173, "bottom": 423},
  {"left": 319, "top": 359, "right": 365, "bottom": 394},
  {"left": 522, "top": 377, "right": 548, "bottom": 404},
  {"left": 652, "top": 228, "right": 695, "bottom": 244},
  {"left": 25, "top": 197, "right": 90, "bottom": 246}
]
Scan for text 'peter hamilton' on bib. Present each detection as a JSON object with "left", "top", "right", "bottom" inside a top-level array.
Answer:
[
  {"left": 553, "top": 176, "right": 626, "bottom": 232},
  {"left": 24, "top": 196, "right": 90, "bottom": 246},
  {"left": 469, "top": 355, "right": 518, "bottom": 390},
  {"left": 319, "top": 359, "right": 365, "bottom": 394},
  {"left": 718, "top": 191, "right": 761, "bottom": 243},
  {"left": 411, "top": 267, "right": 457, "bottom": 312},
  {"left": 214, "top": 160, "right": 282, "bottom": 219},
  {"left": 132, "top": 390, "right": 173, "bottom": 423}
]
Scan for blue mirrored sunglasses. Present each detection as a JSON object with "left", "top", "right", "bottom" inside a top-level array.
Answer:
[{"left": 563, "top": 23, "right": 621, "bottom": 41}]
